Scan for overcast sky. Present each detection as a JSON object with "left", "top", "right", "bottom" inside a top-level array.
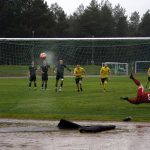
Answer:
[{"left": 45, "top": 0, "right": 150, "bottom": 17}]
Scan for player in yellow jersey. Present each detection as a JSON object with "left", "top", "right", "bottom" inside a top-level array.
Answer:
[
  {"left": 74, "top": 64, "right": 86, "bottom": 92},
  {"left": 100, "top": 63, "right": 111, "bottom": 92},
  {"left": 146, "top": 67, "right": 150, "bottom": 89}
]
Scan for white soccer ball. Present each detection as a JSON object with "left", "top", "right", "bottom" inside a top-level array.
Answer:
[{"left": 40, "top": 52, "right": 47, "bottom": 59}]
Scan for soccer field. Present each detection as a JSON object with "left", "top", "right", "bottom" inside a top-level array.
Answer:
[{"left": 0, "top": 75, "right": 150, "bottom": 121}]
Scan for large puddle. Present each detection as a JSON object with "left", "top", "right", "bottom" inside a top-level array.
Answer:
[{"left": 0, "top": 119, "right": 150, "bottom": 150}]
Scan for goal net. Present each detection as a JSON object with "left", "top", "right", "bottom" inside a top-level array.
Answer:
[
  {"left": 0, "top": 38, "right": 150, "bottom": 76},
  {"left": 102, "top": 62, "right": 128, "bottom": 75},
  {"left": 135, "top": 61, "right": 150, "bottom": 74}
]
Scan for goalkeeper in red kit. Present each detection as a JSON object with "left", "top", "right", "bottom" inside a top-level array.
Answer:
[{"left": 121, "top": 73, "right": 150, "bottom": 104}]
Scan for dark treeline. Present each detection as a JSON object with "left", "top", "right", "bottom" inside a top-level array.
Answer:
[{"left": 0, "top": 0, "right": 150, "bottom": 38}]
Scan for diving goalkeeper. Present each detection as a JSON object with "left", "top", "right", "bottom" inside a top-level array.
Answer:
[{"left": 121, "top": 73, "right": 150, "bottom": 104}]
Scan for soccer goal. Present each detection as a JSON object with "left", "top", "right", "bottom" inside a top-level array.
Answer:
[
  {"left": 102, "top": 62, "right": 128, "bottom": 75},
  {"left": 0, "top": 37, "right": 150, "bottom": 76},
  {"left": 135, "top": 61, "right": 150, "bottom": 74}
]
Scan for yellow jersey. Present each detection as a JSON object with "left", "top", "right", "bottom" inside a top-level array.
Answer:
[
  {"left": 100, "top": 66, "right": 110, "bottom": 78},
  {"left": 74, "top": 67, "right": 85, "bottom": 78}
]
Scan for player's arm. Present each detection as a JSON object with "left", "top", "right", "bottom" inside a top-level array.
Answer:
[
  {"left": 64, "top": 65, "right": 71, "bottom": 72},
  {"left": 40, "top": 66, "right": 44, "bottom": 74}
]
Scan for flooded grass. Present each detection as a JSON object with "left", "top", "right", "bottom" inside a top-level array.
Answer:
[{"left": 0, "top": 119, "right": 150, "bottom": 150}]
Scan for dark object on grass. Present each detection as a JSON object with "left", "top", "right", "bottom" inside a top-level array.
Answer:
[
  {"left": 79, "top": 125, "right": 116, "bottom": 133},
  {"left": 57, "top": 119, "right": 81, "bottom": 129},
  {"left": 57, "top": 119, "right": 116, "bottom": 133},
  {"left": 123, "top": 116, "right": 132, "bottom": 122}
]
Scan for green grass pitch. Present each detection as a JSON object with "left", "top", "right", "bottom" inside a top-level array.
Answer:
[{"left": 0, "top": 75, "right": 150, "bottom": 121}]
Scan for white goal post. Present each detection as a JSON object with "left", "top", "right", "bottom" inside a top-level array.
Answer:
[
  {"left": 135, "top": 61, "right": 150, "bottom": 74},
  {"left": 102, "top": 62, "right": 128, "bottom": 75}
]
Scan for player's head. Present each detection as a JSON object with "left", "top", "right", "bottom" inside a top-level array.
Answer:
[
  {"left": 59, "top": 59, "right": 63, "bottom": 64},
  {"left": 104, "top": 63, "right": 108, "bottom": 67},
  {"left": 76, "top": 64, "right": 80, "bottom": 68}
]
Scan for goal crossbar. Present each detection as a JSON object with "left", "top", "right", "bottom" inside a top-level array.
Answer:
[{"left": 0, "top": 37, "right": 150, "bottom": 41}]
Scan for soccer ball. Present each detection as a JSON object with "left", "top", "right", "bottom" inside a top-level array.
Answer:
[{"left": 40, "top": 53, "right": 47, "bottom": 59}]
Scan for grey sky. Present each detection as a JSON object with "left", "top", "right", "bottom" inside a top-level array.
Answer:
[{"left": 46, "top": 0, "right": 150, "bottom": 17}]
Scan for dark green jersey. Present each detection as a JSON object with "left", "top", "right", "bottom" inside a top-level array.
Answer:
[
  {"left": 41, "top": 65, "right": 49, "bottom": 75},
  {"left": 55, "top": 64, "right": 71, "bottom": 75},
  {"left": 29, "top": 66, "right": 37, "bottom": 76}
]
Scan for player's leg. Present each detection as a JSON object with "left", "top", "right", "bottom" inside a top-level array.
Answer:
[
  {"left": 29, "top": 81, "right": 32, "bottom": 88},
  {"left": 29, "top": 82, "right": 32, "bottom": 88},
  {"left": 55, "top": 76, "right": 59, "bottom": 92},
  {"left": 44, "top": 75, "right": 48, "bottom": 90},
  {"left": 101, "top": 78, "right": 106, "bottom": 92},
  {"left": 104, "top": 78, "right": 108, "bottom": 91},
  {"left": 42, "top": 75, "right": 47, "bottom": 90},
  {"left": 76, "top": 78, "right": 80, "bottom": 92},
  {"left": 79, "top": 78, "right": 83, "bottom": 91},
  {"left": 42, "top": 81, "right": 44, "bottom": 90},
  {"left": 120, "top": 96, "right": 141, "bottom": 104},
  {"left": 33, "top": 76, "right": 37, "bottom": 88},
  {"left": 121, "top": 85, "right": 144, "bottom": 104},
  {"left": 59, "top": 78, "right": 64, "bottom": 92},
  {"left": 29, "top": 76, "right": 32, "bottom": 88},
  {"left": 34, "top": 81, "right": 37, "bottom": 88},
  {"left": 130, "top": 73, "right": 140, "bottom": 86},
  {"left": 41, "top": 75, "right": 44, "bottom": 89},
  {"left": 45, "top": 80, "right": 47, "bottom": 90}
]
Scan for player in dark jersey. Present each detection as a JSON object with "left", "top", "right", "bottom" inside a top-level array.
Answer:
[
  {"left": 53, "top": 60, "right": 71, "bottom": 92},
  {"left": 28, "top": 61, "right": 37, "bottom": 89},
  {"left": 121, "top": 73, "right": 150, "bottom": 104},
  {"left": 41, "top": 61, "right": 50, "bottom": 90}
]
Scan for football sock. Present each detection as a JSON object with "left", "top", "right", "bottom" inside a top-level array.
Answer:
[
  {"left": 42, "top": 83, "right": 44, "bottom": 89},
  {"left": 77, "top": 84, "right": 80, "bottom": 92},
  {"left": 34, "top": 83, "right": 37, "bottom": 87},
  {"left": 45, "top": 83, "right": 47, "bottom": 89},
  {"left": 29, "top": 82, "right": 31, "bottom": 87},
  {"left": 60, "top": 82, "right": 63, "bottom": 87},
  {"left": 55, "top": 81, "right": 58, "bottom": 88},
  {"left": 132, "top": 78, "right": 140, "bottom": 86},
  {"left": 129, "top": 73, "right": 134, "bottom": 79},
  {"left": 80, "top": 84, "right": 83, "bottom": 91}
]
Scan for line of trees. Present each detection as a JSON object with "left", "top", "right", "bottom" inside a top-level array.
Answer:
[{"left": 0, "top": 0, "right": 150, "bottom": 37}]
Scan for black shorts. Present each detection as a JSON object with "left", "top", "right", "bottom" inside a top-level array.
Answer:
[
  {"left": 75, "top": 77, "right": 82, "bottom": 84},
  {"left": 148, "top": 77, "right": 150, "bottom": 81},
  {"left": 101, "top": 78, "right": 108, "bottom": 84},
  {"left": 56, "top": 73, "right": 64, "bottom": 80},
  {"left": 42, "top": 74, "right": 48, "bottom": 81},
  {"left": 30, "top": 75, "right": 36, "bottom": 82}
]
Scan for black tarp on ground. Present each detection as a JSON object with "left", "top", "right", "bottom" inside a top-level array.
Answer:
[{"left": 57, "top": 119, "right": 116, "bottom": 133}]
